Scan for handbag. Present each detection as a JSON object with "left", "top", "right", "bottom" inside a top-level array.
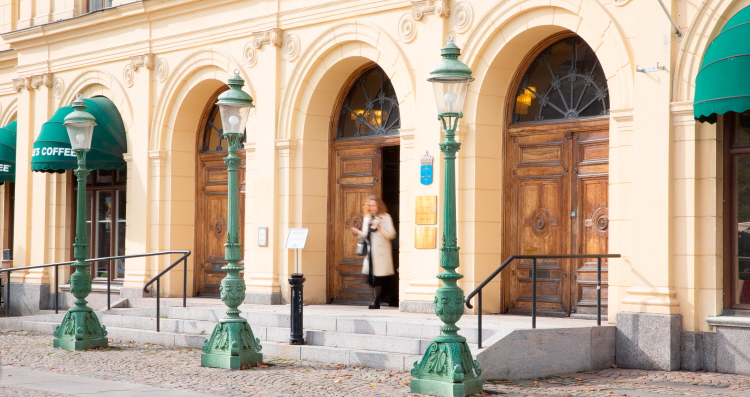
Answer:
[{"left": 355, "top": 240, "right": 368, "bottom": 256}]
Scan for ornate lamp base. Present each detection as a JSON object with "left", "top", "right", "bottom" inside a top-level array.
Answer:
[
  {"left": 410, "top": 341, "right": 483, "bottom": 397},
  {"left": 53, "top": 309, "right": 108, "bottom": 351},
  {"left": 201, "top": 319, "right": 263, "bottom": 370}
]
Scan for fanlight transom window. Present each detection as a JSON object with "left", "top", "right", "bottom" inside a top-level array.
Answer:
[
  {"left": 513, "top": 37, "right": 609, "bottom": 123},
  {"left": 337, "top": 66, "right": 400, "bottom": 139}
]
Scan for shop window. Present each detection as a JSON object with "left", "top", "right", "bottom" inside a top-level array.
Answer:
[
  {"left": 74, "top": 169, "right": 126, "bottom": 280},
  {"left": 725, "top": 111, "right": 750, "bottom": 308},
  {"left": 89, "top": 0, "right": 112, "bottom": 12},
  {"left": 336, "top": 66, "right": 400, "bottom": 139},
  {"left": 512, "top": 36, "right": 609, "bottom": 123}
]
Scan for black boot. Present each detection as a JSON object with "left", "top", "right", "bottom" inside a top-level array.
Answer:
[{"left": 369, "top": 286, "right": 382, "bottom": 309}]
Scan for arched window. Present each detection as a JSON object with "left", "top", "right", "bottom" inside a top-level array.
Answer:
[
  {"left": 337, "top": 66, "right": 400, "bottom": 139},
  {"left": 201, "top": 98, "right": 245, "bottom": 152},
  {"left": 513, "top": 37, "right": 609, "bottom": 123}
]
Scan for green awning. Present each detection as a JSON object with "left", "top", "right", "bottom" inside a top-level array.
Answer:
[
  {"left": 0, "top": 121, "right": 17, "bottom": 184},
  {"left": 695, "top": 6, "right": 750, "bottom": 123},
  {"left": 31, "top": 96, "right": 127, "bottom": 173}
]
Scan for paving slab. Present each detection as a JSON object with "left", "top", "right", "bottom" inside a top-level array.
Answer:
[
  {"left": 0, "top": 366, "right": 217, "bottom": 396},
  {"left": 3, "top": 329, "right": 750, "bottom": 396}
]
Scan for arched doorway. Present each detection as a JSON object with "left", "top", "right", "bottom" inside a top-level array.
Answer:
[
  {"left": 328, "top": 64, "right": 401, "bottom": 305},
  {"left": 503, "top": 34, "right": 611, "bottom": 317},
  {"left": 194, "top": 88, "right": 245, "bottom": 297}
]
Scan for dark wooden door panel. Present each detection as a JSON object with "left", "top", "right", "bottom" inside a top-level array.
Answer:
[
  {"left": 196, "top": 154, "right": 245, "bottom": 297},
  {"left": 510, "top": 177, "right": 568, "bottom": 315},
  {"left": 505, "top": 122, "right": 608, "bottom": 317},
  {"left": 330, "top": 147, "right": 381, "bottom": 304},
  {"left": 571, "top": 130, "right": 609, "bottom": 315}
]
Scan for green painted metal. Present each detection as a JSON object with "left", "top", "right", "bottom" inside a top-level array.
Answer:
[
  {"left": 53, "top": 125, "right": 108, "bottom": 350},
  {"left": 0, "top": 121, "right": 17, "bottom": 183},
  {"left": 31, "top": 97, "right": 127, "bottom": 173},
  {"left": 694, "top": 5, "right": 750, "bottom": 123},
  {"left": 216, "top": 72, "right": 254, "bottom": 107},
  {"left": 411, "top": 39, "right": 483, "bottom": 397},
  {"left": 201, "top": 73, "right": 262, "bottom": 370},
  {"left": 427, "top": 37, "right": 475, "bottom": 83}
]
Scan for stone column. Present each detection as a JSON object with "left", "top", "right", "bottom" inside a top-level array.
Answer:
[
  {"left": 615, "top": 1, "right": 681, "bottom": 371},
  {"left": 243, "top": 30, "right": 283, "bottom": 305},
  {"left": 400, "top": 5, "right": 447, "bottom": 313},
  {"left": 121, "top": 54, "right": 155, "bottom": 299}
]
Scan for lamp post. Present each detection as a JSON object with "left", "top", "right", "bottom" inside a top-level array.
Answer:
[
  {"left": 410, "top": 37, "right": 482, "bottom": 397},
  {"left": 201, "top": 71, "right": 263, "bottom": 369},
  {"left": 53, "top": 94, "right": 109, "bottom": 350}
]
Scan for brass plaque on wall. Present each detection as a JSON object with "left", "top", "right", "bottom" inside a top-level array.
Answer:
[
  {"left": 415, "top": 196, "right": 438, "bottom": 225},
  {"left": 415, "top": 227, "right": 437, "bottom": 249}
]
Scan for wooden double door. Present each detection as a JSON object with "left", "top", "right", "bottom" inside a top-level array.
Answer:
[
  {"left": 504, "top": 119, "right": 609, "bottom": 317},
  {"left": 328, "top": 141, "right": 399, "bottom": 305},
  {"left": 195, "top": 151, "right": 245, "bottom": 296}
]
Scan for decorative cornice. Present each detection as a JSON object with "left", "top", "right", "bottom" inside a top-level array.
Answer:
[
  {"left": 275, "top": 138, "right": 297, "bottom": 158},
  {"left": 410, "top": 0, "right": 449, "bottom": 21},
  {"left": 400, "top": 1, "right": 450, "bottom": 43},
  {"left": 12, "top": 73, "right": 53, "bottom": 92},
  {"left": 399, "top": 128, "right": 416, "bottom": 149},
  {"left": 244, "top": 142, "right": 256, "bottom": 161},
  {"left": 129, "top": 53, "right": 155, "bottom": 72},
  {"left": 148, "top": 150, "right": 167, "bottom": 167},
  {"left": 252, "top": 28, "right": 283, "bottom": 49},
  {"left": 124, "top": 53, "right": 155, "bottom": 88},
  {"left": 122, "top": 153, "right": 134, "bottom": 169},
  {"left": 12, "top": 78, "right": 28, "bottom": 92},
  {"left": 30, "top": 73, "right": 53, "bottom": 89}
]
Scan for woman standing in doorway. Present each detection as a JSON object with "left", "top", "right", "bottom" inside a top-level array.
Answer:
[{"left": 351, "top": 196, "right": 397, "bottom": 309}]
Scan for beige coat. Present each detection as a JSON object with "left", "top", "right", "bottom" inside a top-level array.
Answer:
[{"left": 357, "top": 213, "right": 397, "bottom": 277}]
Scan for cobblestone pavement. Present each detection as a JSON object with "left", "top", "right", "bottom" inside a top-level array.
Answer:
[{"left": 2, "top": 329, "right": 750, "bottom": 396}]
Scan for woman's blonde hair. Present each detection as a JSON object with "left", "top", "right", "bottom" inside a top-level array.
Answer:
[{"left": 363, "top": 195, "right": 388, "bottom": 215}]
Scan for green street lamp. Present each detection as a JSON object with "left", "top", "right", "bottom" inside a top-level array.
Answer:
[
  {"left": 201, "top": 71, "right": 263, "bottom": 369},
  {"left": 53, "top": 94, "right": 109, "bottom": 350},
  {"left": 410, "top": 37, "right": 483, "bottom": 397}
]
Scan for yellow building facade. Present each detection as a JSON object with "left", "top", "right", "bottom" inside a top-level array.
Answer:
[{"left": 2, "top": 0, "right": 750, "bottom": 373}]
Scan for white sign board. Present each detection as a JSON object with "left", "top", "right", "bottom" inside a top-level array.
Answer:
[
  {"left": 284, "top": 228, "right": 309, "bottom": 249},
  {"left": 258, "top": 227, "right": 268, "bottom": 247}
]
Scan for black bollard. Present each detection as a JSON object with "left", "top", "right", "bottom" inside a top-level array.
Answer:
[{"left": 289, "top": 273, "right": 306, "bottom": 345}]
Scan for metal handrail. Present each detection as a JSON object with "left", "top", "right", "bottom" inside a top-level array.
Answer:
[
  {"left": 0, "top": 251, "right": 191, "bottom": 322},
  {"left": 142, "top": 251, "right": 192, "bottom": 332},
  {"left": 465, "top": 254, "right": 621, "bottom": 348}
]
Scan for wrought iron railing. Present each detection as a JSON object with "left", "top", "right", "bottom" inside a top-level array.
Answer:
[
  {"left": 0, "top": 251, "right": 191, "bottom": 324},
  {"left": 142, "top": 252, "right": 192, "bottom": 332},
  {"left": 465, "top": 253, "right": 621, "bottom": 348}
]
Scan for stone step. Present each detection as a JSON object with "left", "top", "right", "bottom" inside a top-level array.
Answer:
[
  {"left": 128, "top": 298, "right": 222, "bottom": 308},
  {"left": 96, "top": 313, "right": 437, "bottom": 355},
  {"left": 102, "top": 306, "right": 498, "bottom": 344},
  {"left": 17, "top": 312, "right": 445, "bottom": 357},
  {"left": 0, "top": 308, "right": 616, "bottom": 377},
  {"left": 10, "top": 321, "right": 423, "bottom": 371}
]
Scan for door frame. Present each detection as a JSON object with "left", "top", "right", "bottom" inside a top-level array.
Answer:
[
  {"left": 500, "top": 30, "right": 610, "bottom": 315},
  {"left": 722, "top": 112, "right": 750, "bottom": 310},
  {"left": 325, "top": 61, "right": 400, "bottom": 303}
]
